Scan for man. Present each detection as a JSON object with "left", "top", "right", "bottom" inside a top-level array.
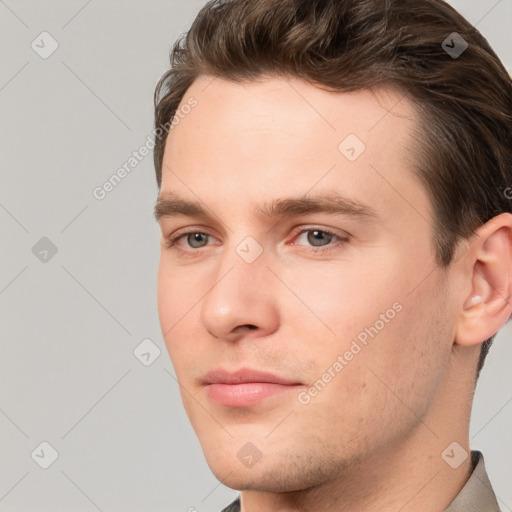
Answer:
[{"left": 153, "top": 0, "right": 512, "bottom": 510}]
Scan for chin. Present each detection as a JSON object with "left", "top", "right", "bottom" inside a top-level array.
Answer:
[
  {"left": 200, "top": 442, "right": 273, "bottom": 490},
  {"left": 202, "top": 442, "right": 332, "bottom": 495},
  {"left": 207, "top": 462, "right": 288, "bottom": 493}
]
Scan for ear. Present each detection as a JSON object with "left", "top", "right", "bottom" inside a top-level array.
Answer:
[{"left": 455, "top": 213, "right": 512, "bottom": 347}]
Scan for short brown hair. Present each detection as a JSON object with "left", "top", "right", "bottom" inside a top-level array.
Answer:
[{"left": 153, "top": 0, "right": 512, "bottom": 377}]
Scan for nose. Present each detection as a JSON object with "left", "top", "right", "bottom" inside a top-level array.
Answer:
[{"left": 200, "top": 245, "right": 280, "bottom": 343}]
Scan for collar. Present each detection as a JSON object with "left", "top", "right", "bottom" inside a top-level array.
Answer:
[{"left": 444, "top": 450, "right": 501, "bottom": 511}]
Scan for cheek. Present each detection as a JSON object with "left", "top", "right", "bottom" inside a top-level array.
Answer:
[
  {"left": 299, "top": 299, "right": 445, "bottom": 455},
  {"left": 157, "top": 260, "right": 199, "bottom": 329},
  {"left": 290, "top": 256, "right": 445, "bottom": 397},
  {"left": 282, "top": 256, "right": 404, "bottom": 347},
  {"left": 157, "top": 263, "right": 200, "bottom": 365},
  {"left": 359, "top": 274, "right": 451, "bottom": 418}
]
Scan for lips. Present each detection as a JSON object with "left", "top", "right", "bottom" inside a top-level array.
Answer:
[
  {"left": 202, "top": 368, "right": 303, "bottom": 407},
  {"left": 203, "top": 367, "right": 301, "bottom": 386}
]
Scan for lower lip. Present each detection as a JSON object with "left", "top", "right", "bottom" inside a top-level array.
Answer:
[{"left": 206, "top": 382, "right": 301, "bottom": 407}]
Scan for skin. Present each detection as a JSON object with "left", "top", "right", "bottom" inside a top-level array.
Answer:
[{"left": 155, "top": 75, "right": 512, "bottom": 512}]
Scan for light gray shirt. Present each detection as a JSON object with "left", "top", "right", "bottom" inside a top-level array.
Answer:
[{"left": 221, "top": 451, "right": 501, "bottom": 512}]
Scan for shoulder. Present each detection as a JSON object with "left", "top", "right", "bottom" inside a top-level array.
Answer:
[{"left": 220, "top": 495, "right": 241, "bottom": 512}]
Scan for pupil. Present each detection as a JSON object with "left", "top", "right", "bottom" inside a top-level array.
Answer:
[
  {"left": 308, "top": 230, "right": 331, "bottom": 247},
  {"left": 188, "top": 233, "right": 206, "bottom": 248}
]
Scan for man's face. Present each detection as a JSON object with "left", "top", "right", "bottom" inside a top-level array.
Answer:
[{"left": 156, "top": 76, "right": 456, "bottom": 491}]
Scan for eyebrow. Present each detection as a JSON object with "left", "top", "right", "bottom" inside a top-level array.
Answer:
[{"left": 154, "top": 191, "right": 379, "bottom": 224}]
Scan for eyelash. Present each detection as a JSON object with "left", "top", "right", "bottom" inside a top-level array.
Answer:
[{"left": 163, "top": 226, "right": 348, "bottom": 256}]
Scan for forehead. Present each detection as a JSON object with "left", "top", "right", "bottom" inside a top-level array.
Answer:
[
  {"left": 159, "top": 75, "right": 431, "bottom": 230},
  {"left": 177, "top": 74, "right": 417, "bottom": 133}
]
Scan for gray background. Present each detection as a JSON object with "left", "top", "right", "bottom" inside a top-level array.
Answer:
[{"left": 0, "top": 1, "right": 510, "bottom": 511}]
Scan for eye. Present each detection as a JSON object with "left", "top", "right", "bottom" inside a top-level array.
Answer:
[
  {"left": 290, "top": 227, "right": 348, "bottom": 253},
  {"left": 164, "top": 231, "right": 210, "bottom": 249},
  {"left": 295, "top": 229, "right": 337, "bottom": 247},
  {"left": 163, "top": 226, "right": 348, "bottom": 255},
  {"left": 183, "top": 232, "right": 209, "bottom": 248}
]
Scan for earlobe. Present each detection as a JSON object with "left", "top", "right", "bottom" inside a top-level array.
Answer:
[{"left": 454, "top": 213, "right": 512, "bottom": 347}]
